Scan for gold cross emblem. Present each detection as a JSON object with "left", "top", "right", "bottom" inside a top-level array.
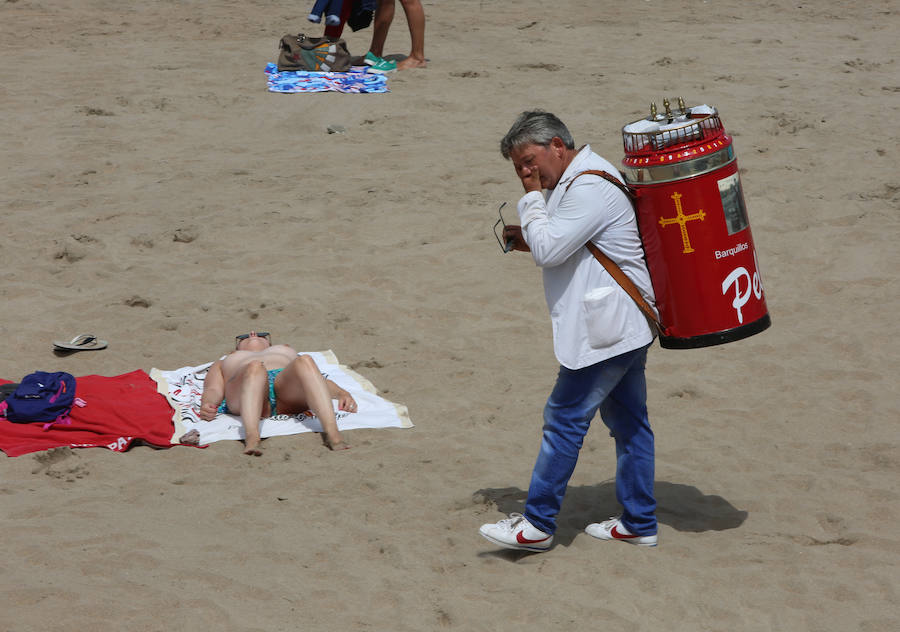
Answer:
[{"left": 659, "top": 192, "right": 705, "bottom": 254}]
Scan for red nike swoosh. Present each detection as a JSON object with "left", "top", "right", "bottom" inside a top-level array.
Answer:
[
  {"left": 517, "top": 531, "right": 550, "bottom": 544},
  {"left": 610, "top": 525, "right": 638, "bottom": 539}
]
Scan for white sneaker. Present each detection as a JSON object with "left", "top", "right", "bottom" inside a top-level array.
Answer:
[
  {"left": 585, "top": 517, "right": 658, "bottom": 547},
  {"left": 479, "top": 513, "right": 553, "bottom": 552}
]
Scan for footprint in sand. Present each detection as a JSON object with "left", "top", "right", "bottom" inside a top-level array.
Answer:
[
  {"left": 32, "top": 447, "right": 89, "bottom": 481},
  {"left": 173, "top": 226, "right": 198, "bottom": 243},
  {"left": 350, "top": 358, "right": 384, "bottom": 369},
  {"left": 517, "top": 62, "right": 561, "bottom": 71},
  {"left": 843, "top": 58, "right": 883, "bottom": 71},
  {"left": 124, "top": 295, "right": 152, "bottom": 308},
  {"left": 77, "top": 106, "right": 115, "bottom": 116}
]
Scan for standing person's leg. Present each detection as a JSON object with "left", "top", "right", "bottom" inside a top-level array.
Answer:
[
  {"left": 396, "top": 0, "right": 426, "bottom": 69},
  {"left": 224, "top": 361, "right": 270, "bottom": 456},
  {"left": 523, "top": 353, "right": 636, "bottom": 535},
  {"left": 274, "top": 355, "right": 349, "bottom": 450},
  {"left": 597, "top": 345, "right": 656, "bottom": 535},
  {"left": 323, "top": 0, "right": 354, "bottom": 38},
  {"left": 368, "top": 0, "right": 395, "bottom": 58},
  {"left": 308, "top": 0, "right": 329, "bottom": 22}
]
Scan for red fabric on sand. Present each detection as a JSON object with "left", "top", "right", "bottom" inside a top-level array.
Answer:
[{"left": 0, "top": 370, "right": 175, "bottom": 457}]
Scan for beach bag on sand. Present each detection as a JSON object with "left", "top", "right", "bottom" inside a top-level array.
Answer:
[
  {"left": 0, "top": 371, "right": 80, "bottom": 430},
  {"left": 277, "top": 33, "right": 353, "bottom": 72}
]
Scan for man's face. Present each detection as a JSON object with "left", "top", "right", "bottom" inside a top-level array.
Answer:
[{"left": 508, "top": 138, "right": 568, "bottom": 190}]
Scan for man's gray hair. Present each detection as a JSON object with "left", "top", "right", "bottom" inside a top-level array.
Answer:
[{"left": 500, "top": 110, "right": 575, "bottom": 159}]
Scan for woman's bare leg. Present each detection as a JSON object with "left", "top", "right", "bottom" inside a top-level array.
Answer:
[
  {"left": 275, "top": 355, "right": 349, "bottom": 450},
  {"left": 224, "top": 361, "right": 269, "bottom": 456},
  {"left": 396, "top": 0, "right": 426, "bottom": 69},
  {"left": 368, "top": 0, "right": 395, "bottom": 58}
]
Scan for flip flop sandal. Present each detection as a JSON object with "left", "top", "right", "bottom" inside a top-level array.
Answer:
[{"left": 53, "top": 334, "right": 108, "bottom": 351}]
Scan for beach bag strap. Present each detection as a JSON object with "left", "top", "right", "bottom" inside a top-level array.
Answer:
[{"left": 566, "top": 170, "right": 665, "bottom": 334}]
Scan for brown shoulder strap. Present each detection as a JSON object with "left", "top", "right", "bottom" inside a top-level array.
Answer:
[
  {"left": 564, "top": 169, "right": 636, "bottom": 201},
  {"left": 585, "top": 242, "right": 664, "bottom": 333},
  {"left": 567, "top": 170, "right": 664, "bottom": 333}
]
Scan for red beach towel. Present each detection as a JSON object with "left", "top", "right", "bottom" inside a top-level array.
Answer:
[{"left": 0, "top": 370, "right": 176, "bottom": 457}]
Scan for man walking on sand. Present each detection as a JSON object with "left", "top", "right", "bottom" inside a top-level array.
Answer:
[
  {"left": 364, "top": 0, "right": 426, "bottom": 72},
  {"left": 198, "top": 332, "right": 355, "bottom": 455},
  {"left": 479, "top": 111, "right": 659, "bottom": 552}
]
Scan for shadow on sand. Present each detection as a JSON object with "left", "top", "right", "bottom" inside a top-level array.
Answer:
[{"left": 475, "top": 480, "right": 748, "bottom": 550}]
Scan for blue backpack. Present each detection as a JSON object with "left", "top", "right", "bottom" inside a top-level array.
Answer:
[{"left": 0, "top": 371, "right": 77, "bottom": 430}]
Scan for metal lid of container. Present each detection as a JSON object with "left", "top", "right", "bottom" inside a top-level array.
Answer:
[{"left": 622, "top": 99, "right": 729, "bottom": 166}]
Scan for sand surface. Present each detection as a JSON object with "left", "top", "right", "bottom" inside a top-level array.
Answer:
[{"left": 2, "top": 1, "right": 898, "bottom": 630}]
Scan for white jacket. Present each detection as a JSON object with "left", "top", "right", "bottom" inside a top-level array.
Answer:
[{"left": 518, "top": 145, "right": 656, "bottom": 369}]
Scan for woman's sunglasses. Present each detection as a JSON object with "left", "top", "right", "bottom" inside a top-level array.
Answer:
[{"left": 235, "top": 332, "right": 271, "bottom": 345}]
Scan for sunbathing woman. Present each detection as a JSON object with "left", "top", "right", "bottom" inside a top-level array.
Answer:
[{"left": 198, "top": 332, "right": 355, "bottom": 455}]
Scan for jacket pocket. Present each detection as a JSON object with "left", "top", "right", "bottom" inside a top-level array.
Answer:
[{"left": 583, "top": 286, "right": 630, "bottom": 349}]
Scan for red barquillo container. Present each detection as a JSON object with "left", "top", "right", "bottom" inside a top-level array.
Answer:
[{"left": 621, "top": 100, "right": 770, "bottom": 349}]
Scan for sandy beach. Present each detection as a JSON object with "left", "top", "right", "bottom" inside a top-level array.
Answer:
[{"left": 2, "top": 0, "right": 898, "bottom": 630}]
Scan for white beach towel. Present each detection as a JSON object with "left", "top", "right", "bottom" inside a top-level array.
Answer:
[{"left": 150, "top": 350, "right": 412, "bottom": 445}]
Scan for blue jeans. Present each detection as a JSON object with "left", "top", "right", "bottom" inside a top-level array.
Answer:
[{"left": 524, "top": 344, "right": 656, "bottom": 536}]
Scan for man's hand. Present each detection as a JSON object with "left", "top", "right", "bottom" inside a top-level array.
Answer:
[
  {"left": 502, "top": 225, "right": 531, "bottom": 252},
  {"left": 520, "top": 164, "right": 542, "bottom": 193},
  {"left": 198, "top": 401, "right": 219, "bottom": 421}
]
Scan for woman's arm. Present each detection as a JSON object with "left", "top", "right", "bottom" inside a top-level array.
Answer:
[{"left": 325, "top": 379, "right": 357, "bottom": 412}]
